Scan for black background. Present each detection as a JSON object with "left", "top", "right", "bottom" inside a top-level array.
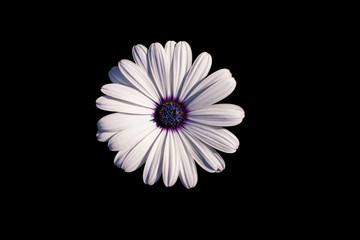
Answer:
[
  {"left": 4, "top": 2, "right": 343, "bottom": 236},
  {"left": 19, "top": 3, "right": 322, "bottom": 232},
  {"left": 78, "top": 21, "right": 305, "bottom": 204},
  {"left": 91, "top": 38, "right": 252, "bottom": 192},
  {"left": 69, "top": 14, "right": 298, "bottom": 197}
]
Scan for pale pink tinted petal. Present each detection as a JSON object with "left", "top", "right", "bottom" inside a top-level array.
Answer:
[
  {"left": 188, "top": 104, "right": 245, "bottom": 127},
  {"left": 178, "top": 52, "right": 212, "bottom": 100},
  {"left": 96, "top": 96, "right": 154, "bottom": 114},
  {"left": 176, "top": 132, "right": 198, "bottom": 189},
  {"left": 108, "top": 66, "right": 133, "bottom": 88},
  {"left": 97, "top": 113, "right": 152, "bottom": 132},
  {"left": 162, "top": 131, "right": 180, "bottom": 187},
  {"left": 101, "top": 83, "right": 155, "bottom": 108},
  {"left": 116, "top": 127, "right": 161, "bottom": 172},
  {"left": 172, "top": 41, "right": 192, "bottom": 98},
  {"left": 147, "top": 43, "right": 170, "bottom": 98},
  {"left": 132, "top": 44, "right": 148, "bottom": 72},
  {"left": 178, "top": 130, "right": 225, "bottom": 173},
  {"left": 143, "top": 130, "right": 166, "bottom": 185},
  {"left": 165, "top": 40, "right": 176, "bottom": 66},
  {"left": 118, "top": 59, "right": 160, "bottom": 102},
  {"left": 108, "top": 122, "right": 156, "bottom": 151},
  {"left": 186, "top": 77, "right": 236, "bottom": 111},
  {"left": 185, "top": 121, "right": 239, "bottom": 153},
  {"left": 114, "top": 150, "right": 127, "bottom": 169},
  {"left": 96, "top": 130, "right": 117, "bottom": 142},
  {"left": 183, "top": 68, "right": 231, "bottom": 102}
]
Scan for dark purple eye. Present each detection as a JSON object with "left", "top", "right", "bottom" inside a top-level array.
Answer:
[{"left": 153, "top": 98, "right": 188, "bottom": 130}]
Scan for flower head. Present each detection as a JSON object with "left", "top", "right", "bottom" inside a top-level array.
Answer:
[{"left": 96, "top": 41, "right": 245, "bottom": 188}]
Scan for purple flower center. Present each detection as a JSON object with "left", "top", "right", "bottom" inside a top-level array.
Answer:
[{"left": 154, "top": 98, "right": 188, "bottom": 130}]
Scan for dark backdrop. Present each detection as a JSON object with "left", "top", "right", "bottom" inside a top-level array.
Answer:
[
  {"left": 4, "top": 1, "right": 333, "bottom": 236},
  {"left": 79, "top": 28, "right": 301, "bottom": 197},
  {"left": 37, "top": 5, "right": 315, "bottom": 229}
]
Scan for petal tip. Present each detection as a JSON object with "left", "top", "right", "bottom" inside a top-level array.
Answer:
[
  {"left": 150, "top": 42, "right": 163, "bottom": 49},
  {"left": 95, "top": 96, "right": 103, "bottom": 107}
]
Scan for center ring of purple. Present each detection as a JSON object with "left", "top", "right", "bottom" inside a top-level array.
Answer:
[{"left": 153, "top": 97, "right": 188, "bottom": 130}]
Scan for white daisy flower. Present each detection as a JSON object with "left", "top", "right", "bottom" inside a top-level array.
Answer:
[{"left": 96, "top": 41, "right": 245, "bottom": 188}]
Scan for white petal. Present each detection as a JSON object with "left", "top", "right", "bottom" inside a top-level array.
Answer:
[
  {"left": 101, "top": 84, "right": 155, "bottom": 108},
  {"left": 185, "top": 121, "right": 239, "bottom": 153},
  {"left": 176, "top": 132, "right": 198, "bottom": 189},
  {"left": 96, "top": 130, "right": 117, "bottom": 142},
  {"left": 143, "top": 130, "right": 166, "bottom": 185},
  {"left": 96, "top": 96, "right": 154, "bottom": 114},
  {"left": 162, "top": 131, "right": 180, "bottom": 187},
  {"left": 113, "top": 150, "right": 126, "bottom": 170},
  {"left": 186, "top": 77, "right": 236, "bottom": 111},
  {"left": 172, "top": 41, "right": 192, "bottom": 98},
  {"left": 132, "top": 44, "right": 148, "bottom": 72},
  {"left": 97, "top": 113, "right": 152, "bottom": 132},
  {"left": 178, "top": 52, "right": 212, "bottom": 100},
  {"left": 118, "top": 60, "right": 160, "bottom": 102},
  {"left": 116, "top": 127, "right": 161, "bottom": 172},
  {"left": 188, "top": 104, "right": 245, "bottom": 127},
  {"left": 178, "top": 130, "right": 225, "bottom": 173},
  {"left": 108, "top": 122, "right": 156, "bottom": 151},
  {"left": 165, "top": 41, "right": 176, "bottom": 97},
  {"left": 108, "top": 66, "right": 133, "bottom": 87},
  {"left": 148, "top": 43, "right": 170, "bottom": 98},
  {"left": 183, "top": 68, "right": 231, "bottom": 102},
  {"left": 165, "top": 40, "right": 176, "bottom": 65}
]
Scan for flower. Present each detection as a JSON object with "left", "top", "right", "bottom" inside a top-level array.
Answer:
[{"left": 96, "top": 41, "right": 245, "bottom": 188}]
